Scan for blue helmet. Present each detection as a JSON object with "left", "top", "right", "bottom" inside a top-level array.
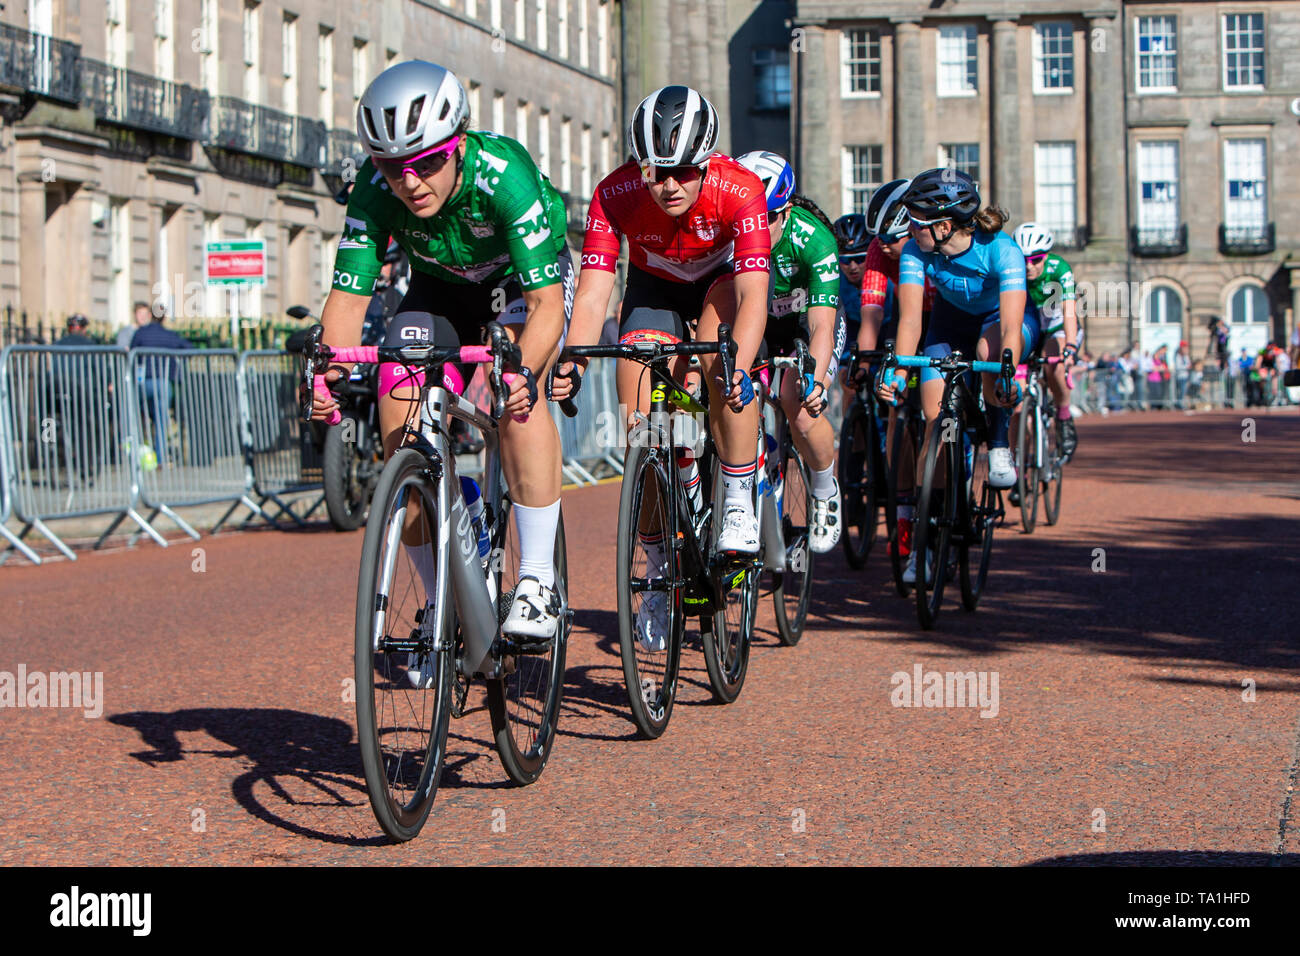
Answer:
[{"left": 736, "top": 150, "right": 797, "bottom": 214}]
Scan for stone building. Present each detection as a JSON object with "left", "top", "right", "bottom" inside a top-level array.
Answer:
[
  {"left": 0, "top": 0, "right": 619, "bottom": 334},
  {"left": 791, "top": 0, "right": 1299, "bottom": 356}
]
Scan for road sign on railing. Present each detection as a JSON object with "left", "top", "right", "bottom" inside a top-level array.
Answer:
[{"left": 205, "top": 240, "right": 266, "bottom": 286}]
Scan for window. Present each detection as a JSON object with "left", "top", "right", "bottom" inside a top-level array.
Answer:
[
  {"left": 320, "top": 232, "right": 336, "bottom": 301},
  {"left": 243, "top": 1, "right": 261, "bottom": 103},
  {"left": 515, "top": 1, "right": 526, "bottom": 41},
  {"left": 841, "top": 146, "right": 883, "bottom": 215},
  {"left": 580, "top": 124, "right": 592, "bottom": 197},
  {"left": 1223, "top": 13, "right": 1264, "bottom": 90},
  {"left": 1033, "top": 22, "right": 1073, "bottom": 93},
  {"left": 1136, "top": 16, "right": 1177, "bottom": 92},
  {"left": 318, "top": 27, "right": 334, "bottom": 126},
  {"left": 155, "top": 0, "right": 174, "bottom": 82},
  {"left": 840, "top": 28, "right": 881, "bottom": 95},
  {"left": 386, "top": 48, "right": 398, "bottom": 68},
  {"left": 538, "top": 109, "right": 551, "bottom": 178},
  {"left": 352, "top": 39, "right": 368, "bottom": 113},
  {"left": 938, "top": 143, "right": 980, "bottom": 186},
  {"left": 107, "top": 0, "right": 127, "bottom": 68},
  {"left": 753, "top": 47, "right": 791, "bottom": 109},
  {"left": 110, "top": 199, "right": 131, "bottom": 329},
  {"left": 490, "top": 0, "right": 502, "bottom": 32},
  {"left": 204, "top": 215, "right": 224, "bottom": 319},
  {"left": 516, "top": 100, "right": 530, "bottom": 151},
  {"left": 492, "top": 92, "right": 505, "bottom": 137},
  {"left": 558, "top": 0, "right": 569, "bottom": 59},
  {"left": 601, "top": 130, "right": 611, "bottom": 178},
  {"left": 1033, "top": 142, "right": 1076, "bottom": 235},
  {"left": 200, "top": 0, "right": 218, "bottom": 91},
  {"left": 1229, "top": 284, "right": 1269, "bottom": 325},
  {"left": 560, "top": 118, "right": 572, "bottom": 191},
  {"left": 282, "top": 14, "right": 298, "bottom": 114},
  {"left": 597, "top": 0, "right": 609, "bottom": 76},
  {"left": 937, "top": 25, "right": 977, "bottom": 95},
  {"left": 466, "top": 0, "right": 477, "bottom": 18},
  {"left": 578, "top": 0, "right": 589, "bottom": 68},
  {"left": 536, "top": 0, "right": 548, "bottom": 52},
  {"left": 1142, "top": 285, "right": 1182, "bottom": 325},
  {"left": 1136, "top": 140, "right": 1180, "bottom": 234},
  {"left": 467, "top": 80, "right": 481, "bottom": 129},
  {"left": 1223, "top": 138, "right": 1267, "bottom": 234}
]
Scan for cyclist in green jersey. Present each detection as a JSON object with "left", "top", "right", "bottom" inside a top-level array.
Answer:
[
  {"left": 310, "top": 60, "right": 574, "bottom": 644},
  {"left": 737, "top": 151, "right": 844, "bottom": 553},
  {"left": 1013, "top": 223, "right": 1079, "bottom": 458}
]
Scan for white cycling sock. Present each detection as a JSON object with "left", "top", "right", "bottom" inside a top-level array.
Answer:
[
  {"left": 404, "top": 543, "right": 438, "bottom": 600},
  {"left": 639, "top": 530, "right": 668, "bottom": 578},
  {"left": 514, "top": 500, "right": 559, "bottom": 589},
  {"left": 810, "top": 463, "right": 837, "bottom": 499},
  {"left": 719, "top": 459, "right": 756, "bottom": 513}
]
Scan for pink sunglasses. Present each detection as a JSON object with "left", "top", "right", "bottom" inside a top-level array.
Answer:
[{"left": 376, "top": 135, "right": 461, "bottom": 180}]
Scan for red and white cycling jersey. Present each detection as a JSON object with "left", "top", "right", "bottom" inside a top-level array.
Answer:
[
  {"left": 861, "top": 236, "right": 935, "bottom": 312},
  {"left": 581, "top": 154, "right": 771, "bottom": 283}
]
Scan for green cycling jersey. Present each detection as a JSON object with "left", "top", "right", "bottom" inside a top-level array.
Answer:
[
  {"left": 768, "top": 203, "right": 840, "bottom": 318},
  {"left": 332, "top": 130, "right": 569, "bottom": 296},
  {"left": 1027, "top": 253, "right": 1076, "bottom": 332}
]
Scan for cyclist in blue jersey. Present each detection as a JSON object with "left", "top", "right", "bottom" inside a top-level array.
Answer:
[{"left": 877, "top": 169, "right": 1040, "bottom": 582}]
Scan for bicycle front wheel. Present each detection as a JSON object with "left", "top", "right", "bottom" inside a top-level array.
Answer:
[
  {"left": 914, "top": 420, "right": 955, "bottom": 630},
  {"left": 1042, "top": 415, "right": 1065, "bottom": 526},
  {"left": 486, "top": 502, "right": 569, "bottom": 785},
  {"left": 772, "top": 434, "right": 814, "bottom": 647},
  {"left": 1015, "top": 401, "right": 1040, "bottom": 533},
  {"left": 960, "top": 433, "right": 997, "bottom": 610},
  {"left": 837, "top": 400, "right": 878, "bottom": 568},
  {"left": 616, "top": 436, "right": 684, "bottom": 739},
  {"left": 702, "top": 458, "right": 756, "bottom": 701},
  {"left": 354, "top": 447, "right": 454, "bottom": 842}
]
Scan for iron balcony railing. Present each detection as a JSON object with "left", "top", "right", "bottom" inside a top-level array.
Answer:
[
  {"left": 1218, "top": 222, "right": 1274, "bottom": 256},
  {"left": 1130, "top": 223, "right": 1188, "bottom": 257},
  {"left": 0, "top": 23, "right": 82, "bottom": 104},
  {"left": 81, "top": 59, "right": 209, "bottom": 140},
  {"left": 208, "top": 96, "right": 327, "bottom": 168},
  {"left": 1054, "top": 225, "right": 1091, "bottom": 251}
]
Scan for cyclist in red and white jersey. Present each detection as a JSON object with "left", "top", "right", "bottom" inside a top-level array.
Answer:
[{"left": 556, "top": 86, "right": 769, "bottom": 554}]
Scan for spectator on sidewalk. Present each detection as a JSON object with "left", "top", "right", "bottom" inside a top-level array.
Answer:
[
  {"left": 1173, "top": 341, "right": 1191, "bottom": 408},
  {"left": 116, "top": 301, "right": 152, "bottom": 350},
  {"left": 130, "top": 307, "right": 192, "bottom": 457},
  {"left": 1149, "top": 346, "right": 1171, "bottom": 408}
]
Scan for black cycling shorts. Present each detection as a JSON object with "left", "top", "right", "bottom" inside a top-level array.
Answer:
[{"left": 618, "top": 262, "right": 733, "bottom": 342}]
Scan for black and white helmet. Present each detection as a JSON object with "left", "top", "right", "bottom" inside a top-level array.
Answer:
[
  {"left": 1013, "top": 222, "right": 1055, "bottom": 256},
  {"left": 865, "top": 178, "right": 912, "bottom": 241},
  {"left": 356, "top": 60, "right": 469, "bottom": 160},
  {"left": 628, "top": 85, "right": 719, "bottom": 167}
]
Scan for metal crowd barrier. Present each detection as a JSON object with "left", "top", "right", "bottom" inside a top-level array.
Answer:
[
  {"left": 0, "top": 379, "right": 39, "bottom": 565},
  {"left": 237, "top": 351, "right": 325, "bottom": 528},
  {"left": 0, "top": 345, "right": 163, "bottom": 563},
  {"left": 551, "top": 358, "right": 623, "bottom": 485},
  {"left": 124, "top": 348, "right": 262, "bottom": 542}
]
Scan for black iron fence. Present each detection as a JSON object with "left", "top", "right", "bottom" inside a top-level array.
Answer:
[
  {"left": 0, "top": 23, "right": 81, "bottom": 104},
  {"left": 209, "top": 96, "right": 327, "bottom": 169},
  {"left": 82, "top": 58, "right": 209, "bottom": 140}
]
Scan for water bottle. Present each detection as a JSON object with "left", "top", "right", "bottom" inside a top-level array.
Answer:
[{"left": 460, "top": 476, "right": 491, "bottom": 563}]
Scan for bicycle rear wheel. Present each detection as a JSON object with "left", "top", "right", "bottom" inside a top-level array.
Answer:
[
  {"left": 772, "top": 432, "right": 813, "bottom": 647},
  {"left": 486, "top": 501, "right": 569, "bottom": 785},
  {"left": 887, "top": 410, "right": 917, "bottom": 598},
  {"left": 702, "top": 458, "right": 756, "bottom": 701},
  {"left": 616, "top": 436, "right": 684, "bottom": 739},
  {"left": 960, "top": 432, "right": 997, "bottom": 610},
  {"left": 354, "top": 447, "right": 454, "bottom": 842},
  {"left": 914, "top": 420, "right": 955, "bottom": 630},
  {"left": 837, "top": 399, "right": 878, "bottom": 568},
  {"left": 1042, "top": 413, "right": 1065, "bottom": 526},
  {"left": 1015, "top": 401, "right": 1040, "bottom": 533}
]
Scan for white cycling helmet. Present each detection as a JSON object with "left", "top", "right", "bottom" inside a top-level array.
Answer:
[
  {"left": 735, "top": 150, "right": 797, "bottom": 214},
  {"left": 1013, "top": 222, "right": 1055, "bottom": 257},
  {"left": 865, "top": 178, "right": 912, "bottom": 240},
  {"left": 356, "top": 60, "right": 468, "bottom": 160},
  {"left": 628, "top": 85, "right": 718, "bottom": 167}
]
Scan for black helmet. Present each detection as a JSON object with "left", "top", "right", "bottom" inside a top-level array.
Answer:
[
  {"left": 832, "top": 213, "right": 870, "bottom": 254},
  {"left": 903, "top": 168, "right": 980, "bottom": 224},
  {"left": 628, "top": 85, "right": 719, "bottom": 167},
  {"left": 865, "top": 178, "right": 912, "bottom": 241}
]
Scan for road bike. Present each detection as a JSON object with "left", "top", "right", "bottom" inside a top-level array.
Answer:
[
  {"left": 1013, "top": 354, "right": 1069, "bottom": 532},
  {"left": 563, "top": 328, "right": 760, "bottom": 734},
  {"left": 302, "top": 322, "right": 570, "bottom": 841},
  {"left": 888, "top": 349, "right": 1016, "bottom": 630},
  {"left": 838, "top": 349, "right": 890, "bottom": 569}
]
